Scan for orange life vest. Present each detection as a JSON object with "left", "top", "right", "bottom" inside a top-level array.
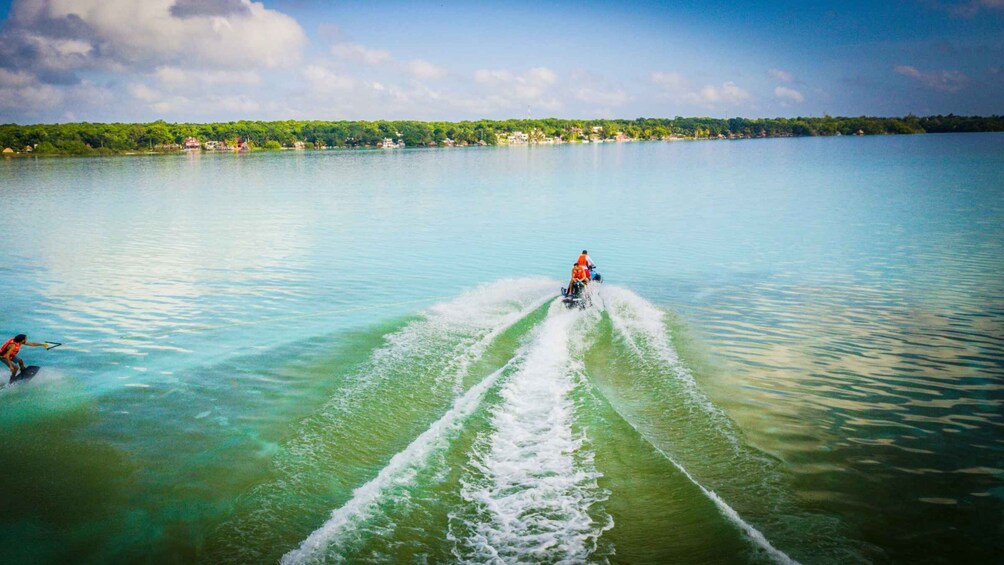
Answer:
[
  {"left": 577, "top": 254, "right": 589, "bottom": 267},
  {"left": 571, "top": 265, "right": 586, "bottom": 280},
  {"left": 1, "top": 338, "right": 21, "bottom": 359}
]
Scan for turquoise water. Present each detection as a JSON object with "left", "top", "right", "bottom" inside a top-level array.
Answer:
[{"left": 1, "top": 135, "right": 1001, "bottom": 563}]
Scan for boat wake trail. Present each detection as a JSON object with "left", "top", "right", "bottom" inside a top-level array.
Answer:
[
  {"left": 597, "top": 285, "right": 799, "bottom": 564},
  {"left": 602, "top": 285, "right": 739, "bottom": 445},
  {"left": 448, "top": 301, "right": 613, "bottom": 563},
  {"left": 281, "top": 360, "right": 518, "bottom": 564},
  {"left": 217, "top": 281, "right": 812, "bottom": 564},
  {"left": 207, "top": 278, "right": 554, "bottom": 564}
]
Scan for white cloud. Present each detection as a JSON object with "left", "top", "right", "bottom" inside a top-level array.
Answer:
[
  {"left": 0, "top": 68, "right": 37, "bottom": 88},
  {"left": 132, "top": 88, "right": 261, "bottom": 117},
  {"left": 769, "top": 68, "right": 794, "bottom": 82},
  {"left": 0, "top": 80, "right": 63, "bottom": 111},
  {"left": 774, "top": 86, "right": 804, "bottom": 103},
  {"left": 330, "top": 42, "right": 392, "bottom": 65},
  {"left": 329, "top": 42, "right": 447, "bottom": 82},
  {"left": 474, "top": 69, "right": 513, "bottom": 84},
  {"left": 302, "top": 65, "right": 357, "bottom": 92},
  {"left": 568, "top": 70, "right": 628, "bottom": 107},
  {"left": 574, "top": 86, "right": 629, "bottom": 107},
  {"left": 154, "top": 67, "right": 262, "bottom": 87},
  {"left": 687, "top": 81, "right": 750, "bottom": 105},
  {"left": 5, "top": 0, "right": 307, "bottom": 72},
  {"left": 283, "top": 63, "right": 455, "bottom": 120},
  {"left": 128, "top": 82, "right": 160, "bottom": 102},
  {"left": 894, "top": 65, "right": 970, "bottom": 92},
  {"left": 0, "top": 72, "right": 112, "bottom": 117},
  {"left": 651, "top": 71, "right": 689, "bottom": 93},
  {"left": 468, "top": 67, "right": 561, "bottom": 113},
  {"left": 474, "top": 67, "right": 556, "bottom": 96},
  {"left": 652, "top": 72, "right": 753, "bottom": 110},
  {"left": 403, "top": 59, "right": 447, "bottom": 80}
]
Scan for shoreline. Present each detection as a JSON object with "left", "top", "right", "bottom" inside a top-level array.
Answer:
[
  {"left": 3, "top": 129, "right": 1001, "bottom": 159},
  {"left": 4, "top": 115, "right": 1002, "bottom": 158}
]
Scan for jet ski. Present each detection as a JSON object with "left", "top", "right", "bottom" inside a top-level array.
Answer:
[{"left": 561, "top": 269, "right": 601, "bottom": 310}]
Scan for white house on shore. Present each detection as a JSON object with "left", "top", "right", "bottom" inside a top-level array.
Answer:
[
  {"left": 497, "top": 131, "right": 530, "bottom": 145},
  {"left": 381, "top": 138, "right": 404, "bottom": 149}
]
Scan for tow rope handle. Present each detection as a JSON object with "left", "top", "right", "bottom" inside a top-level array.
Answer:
[{"left": 45, "top": 342, "right": 63, "bottom": 350}]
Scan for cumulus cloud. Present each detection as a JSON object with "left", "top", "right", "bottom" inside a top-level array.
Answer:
[
  {"left": 0, "top": 77, "right": 63, "bottom": 111},
  {"left": 687, "top": 81, "right": 750, "bottom": 105},
  {"left": 568, "top": 70, "right": 628, "bottom": 107},
  {"left": 574, "top": 86, "right": 629, "bottom": 107},
  {"left": 894, "top": 65, "right": 970, "bottom": 92},
  {"left": 774, "top": 86, "right": 804, "bottom": 102},
  {"left": 127, "top": 80, "right": 261, "bottom": 116},
  {"left": 1, "top": 72, "right": 112, "bottom": 119},
  {"left": 769, "top": 68, "right": 794, "bottom": 82},
  {"left": 128, "top": 82, "right": 160, "bottom": 103},
  {"left": 0, "top": 68, "right": 37, "bottom": 88},
  {"left": 652, "top": 72, "right": 752, "bottom": 110},
  {"left": 651, "top": 71, "right": 689, "bottom": 93},
  {"left": 403, "top": 59, "right": 447, "bottom": 80},
  {"left": 0, "top": 0, "right": 307, "bottom": 77},
  {"left": 154, "top": 66, "right": 261, "bottom": 87},
  {"left": 330, "top": 42, "right": 392, "bottom": 65},
  {"left": 471, "top": 67, "right": 560, "bottom": 112},
  {"left": 302, "top": 64, "right": 357, "bottom": 92},
  {"left": 282, "top": 60, "right": 454, "bottom": 120},
  {"left": 330, "top": 42, "right": 447, "bottom": 81},
  {"left": 170, "top": 0, "right": 251, "bottom": 19},
  {"left": 284, "top": 61, "right": 571, "bottom": 120}
]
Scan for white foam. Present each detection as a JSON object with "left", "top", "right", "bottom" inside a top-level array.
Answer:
[
  {"left": 605, "top": 397, "right": 799, "bottom": 565},
  {"left": 597, "top": 285, "right": 797, "bottom": 564},
  {"left": 600, "top": 285, "right": 736, "bottom": 437},
  {"left": 451, "top": 302, "right": 611, "bottom": 563},
  {"left": 281, "top": 358, "right": 522, "bottom": 564},
  {"left": 281, "top": 279, "right": 557, "bottom": 564},
  {"left": 328, "top": 277, "right": 555, "bottom": 413}
]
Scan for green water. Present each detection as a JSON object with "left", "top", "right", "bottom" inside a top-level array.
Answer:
[{"left": 1, "top": 135, "right": 1002, "bottom": 563}]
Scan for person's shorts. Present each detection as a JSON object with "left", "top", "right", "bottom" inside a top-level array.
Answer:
[{"left": 4, "top": 355, "right": 22, "bottom": 366}]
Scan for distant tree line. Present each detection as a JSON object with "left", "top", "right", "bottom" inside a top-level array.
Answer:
[{"left": 1, "top": 115, "right": 1001, "bottom": 155}]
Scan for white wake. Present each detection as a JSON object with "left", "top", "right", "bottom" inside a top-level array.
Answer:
[{"left": 450, "top": 301, "right": 612, "bottom": 563}]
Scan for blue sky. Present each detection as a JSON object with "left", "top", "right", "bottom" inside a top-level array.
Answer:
[{"left": 0, "top": 0, "right": 1001, "bottom": 123}]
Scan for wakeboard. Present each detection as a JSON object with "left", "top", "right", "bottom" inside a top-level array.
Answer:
[{"left": 10, "top": 365, "right": 40, "bottom": 383}]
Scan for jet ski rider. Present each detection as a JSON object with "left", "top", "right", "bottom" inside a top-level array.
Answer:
[
  {"left": 576, "top": 250, "right": 596, "bottom": 279},
  {"left": 568, "top": 263, "right": 590, "bottom": 297}
]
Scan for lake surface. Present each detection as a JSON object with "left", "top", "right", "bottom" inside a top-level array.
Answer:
[{"left": 1, "top": 135, "right": 1001, "bottom": 564}]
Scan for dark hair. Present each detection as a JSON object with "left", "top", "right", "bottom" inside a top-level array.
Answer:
[
  {"left": 14, "top": 334, "right": 27, "bottom": 343},
  {"left": 582, "top": 250, "right": 588, "bottom": 254}
]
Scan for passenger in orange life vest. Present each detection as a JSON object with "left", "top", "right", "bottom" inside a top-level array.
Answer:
[
  {"left": 2, "top": 334, "right": 48, "bottom": 379},
  {"left": 568, "top": 263, "right": 589, "bottom": 295},
  {"left": 576, "top": 250, "right": 596, "bottom": 279}
]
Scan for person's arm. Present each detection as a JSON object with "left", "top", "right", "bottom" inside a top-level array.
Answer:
[{"left": 25, "top": 341, "right": 48, "bottom": 348}]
